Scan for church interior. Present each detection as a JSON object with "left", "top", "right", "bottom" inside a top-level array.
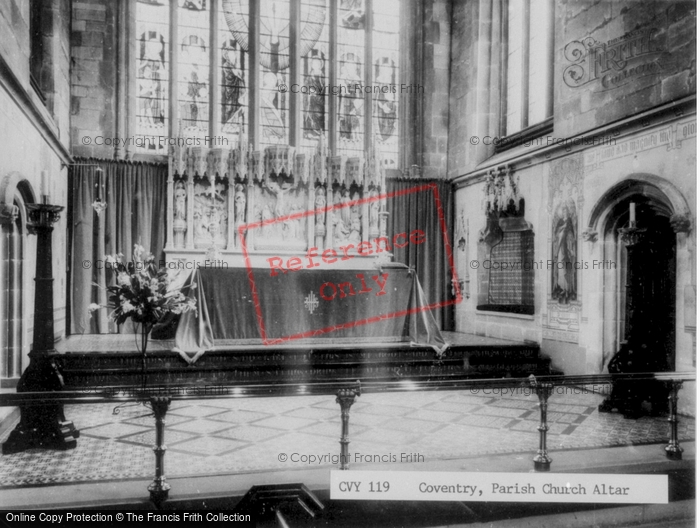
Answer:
[{"left": 0, "top": 0, "right": 696, "bottom": 524}]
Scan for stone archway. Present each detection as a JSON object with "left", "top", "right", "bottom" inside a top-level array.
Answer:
[
  {"left": 0, "top": 173, "right": 36, "bottom": 386},
  {"left": 587, "top": 176, "right": 691, "bottom": 373},
  {"left": 586, "top": 173, "right": 691, "bottom": 235}
]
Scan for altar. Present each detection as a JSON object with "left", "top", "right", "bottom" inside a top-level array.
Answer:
[
  {"left": 162, "top": 137, "right": 450, "bottom": 363},
  {"left": 174, "top": 265, "right": 447, "bottom": 359}
]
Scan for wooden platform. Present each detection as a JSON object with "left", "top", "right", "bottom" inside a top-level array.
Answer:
[{"left": 55, "top": 332, "right": 557, "bottom": 388}]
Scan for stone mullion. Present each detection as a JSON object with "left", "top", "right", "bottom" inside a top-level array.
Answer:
[
  {"left": 116, "top": 0, "right": 128, "bottom": 159},
  {"left": 363, "top": 0, "right": 373, "bottom": 154},
  {"left": 248, "top": 0, "right": 261, "bottom": 149},
  {"left": 289, "top": 0, "right": 302, "bottom": 147},
  {"left": 125, "top": 0, "right": 137, "bottom": 159},
  {"left": 209, "top": 0, "right": 221, "bottom": 140},
  {"left": 169, "top": 3, "right": 179, "bottom": 139},
  {"left": 328, "top": 0, "right": 338, "bottom": 156},
  {"left": 520, "top": 0, "right": 530, "bottom": 129},
  {"left": 399, "top": 0, "right": 417, "bottom": 172}
]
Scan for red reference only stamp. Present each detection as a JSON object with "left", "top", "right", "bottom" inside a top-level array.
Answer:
[{"left": 239, "top": 184, "right": 461, "bottom": 345}]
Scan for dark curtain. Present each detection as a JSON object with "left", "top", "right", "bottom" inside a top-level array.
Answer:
[
  {"left": 386, "top": 178, "right": 455, "bottom": 331},
  {"left": 70, "top": 158, "right": 167, "bottom": 334}
]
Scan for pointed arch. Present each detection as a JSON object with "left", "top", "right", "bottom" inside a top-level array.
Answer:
[{"left": 586, "top": 174, "right": 691, "bottom": 235}]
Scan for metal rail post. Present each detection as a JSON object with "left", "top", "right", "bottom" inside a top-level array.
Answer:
[
  {"left": 532, "top": 380, "right": 554, "bottom": 471},
  {"left": 665, "top": 380, "right": 684, "bottom": 460},
  {"left": 336, "top": 382, "right": 361, "bottom": 470},
  {"left": 148, "top": 396, "right": 172, "bottom": 506}
]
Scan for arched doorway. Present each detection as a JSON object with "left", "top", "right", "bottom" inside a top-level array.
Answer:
[
  {"left": 592, "top": 177, "right": 688, "bottom": 374},
  {"left": 0, "top": 175, "right": 35, "bottom": 387},
  {"left": 608, "top": 197, "right": 676, "bottom": 371},
  {"left": 1, "top": 202, "right": 24, "bottom": 383}
]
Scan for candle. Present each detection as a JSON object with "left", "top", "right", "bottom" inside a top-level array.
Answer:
[
  {"left": 41, "top": 170, "right": 49, "bottom": 202},
  {"left": 630, "top": 202, "right": 636, "bottom": 225}
]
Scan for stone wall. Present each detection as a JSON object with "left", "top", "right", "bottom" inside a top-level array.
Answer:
[
  {"left": 447, "top": 0, "right": 481, "bottom": 179},
  {"left": 70, "top": 0, "right": 117, "bottom": 159},
  {"left": 447, "top": 0, "right": 696, "bottom": 414},
  {"left": 419, "top": 0, "right": 452, "bottom": 179},
  {"left": 0, "top": 0, "right": 72, "bottom": 370},
  {"left": 556, "top": 0, "right": 696, "bottom": 138}
]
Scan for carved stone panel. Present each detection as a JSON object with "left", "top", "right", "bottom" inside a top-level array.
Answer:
[
  {"left": 253, "top": 175, "right": 308, "bottom": 250},
  {"left": 166, "top": 143, "right": 387, "bottom": 262},
  {"left": 331, "top": 187, "right": 363, "bottom": 247},
  {"left": 192, "top": 176, "right": 228, "bottom": 249}
]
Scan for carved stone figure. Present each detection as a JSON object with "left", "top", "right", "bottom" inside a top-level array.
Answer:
[
  {"left": 234, "top": 184, "right": 246, "bottom": 228},
  {"left": 333, "top": 211, "right": 349, "bottom": 242},
  {"left": 264, "top": 178, "right": 294, "bottom": 219},
  {"left": 349, "top": 212, "right": 362, "bottom": 244},
  {"left": 193, "top": 204, "right": 210, "bottom": 246},
  {"left": 369, "top": 189, "right": 379, "bottom": 236},
  {"left": 209, "top": 206, "right": 221, "bottom": 239},
  {"left": 174, "top": 181, "right": 186, "bottom": 220},
  {"left": 261, "top": 204, "right": 275, "bottom": 238},
  {"left": 314, "top": 186, "right": 326, "bottom": 235},
  {"left": 289, "top": 204, "right": 305, "bottom": 240},
  {"left": 193, "top": 182, "right": 214, "bottom": 247}
]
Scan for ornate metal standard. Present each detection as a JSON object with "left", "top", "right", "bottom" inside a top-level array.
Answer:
[
  {"left": 148, "top": 396, "right": 172, "bottom": 506},
  {"left": 530, "top": 376, "right": 554, "bottom": 471},
  {"left": 336, "top": 381, "right": 362, "bottom": 470},
  {"left": 2, "top": 202, "right": 79, "bottom": 454},
  {"left": 665, "top": 380, "right": 684, "bottom": 460}
]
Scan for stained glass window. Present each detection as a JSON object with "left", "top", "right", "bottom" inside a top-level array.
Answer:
[
  {"left": 372, "top": 0, "right": 400, "bottom": 169},
  {"left": 336, "top": 0, "right": 365, "bottom": 158},
  {"left": 179, "top": 0, "right": 210, "bottom": 137},
  {"left": 259, "top": 0, "right": 290, "bottom": 147},
  {"left": 135, "top": 0, "right": 170, "bottom": 151},
  {"left": 134, "top": 0, "right": 404, "bottom": 165},
  {"left": 220, "top": 16, "right": 247, "bottom": 144},
  {"left": 301, "top": 0, "right": 329, "bottom": 149}
]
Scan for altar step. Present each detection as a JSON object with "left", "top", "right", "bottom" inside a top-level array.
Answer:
[{"left": 59, "top": 340, "right": 558, "bottom": 388}]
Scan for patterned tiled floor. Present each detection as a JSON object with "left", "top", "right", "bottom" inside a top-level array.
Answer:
[{"left": 0, "top": 388, "right": 694, "bottom": 487}]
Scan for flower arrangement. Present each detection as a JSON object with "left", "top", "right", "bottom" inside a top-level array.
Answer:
[
  {"left": 89, "top": 245, "right": 197, "bottom": 389},
  {"left": 89, "top": 244, "right": 196, "bottom": 329}
]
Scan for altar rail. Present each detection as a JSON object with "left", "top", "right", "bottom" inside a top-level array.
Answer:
[{"left": 0, "top": 372, "right": 694, "bottom": 507}]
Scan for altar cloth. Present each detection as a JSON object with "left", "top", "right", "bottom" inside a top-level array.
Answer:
[{"left": 173, "top": 264, "right": 447, "bottom": 362}]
